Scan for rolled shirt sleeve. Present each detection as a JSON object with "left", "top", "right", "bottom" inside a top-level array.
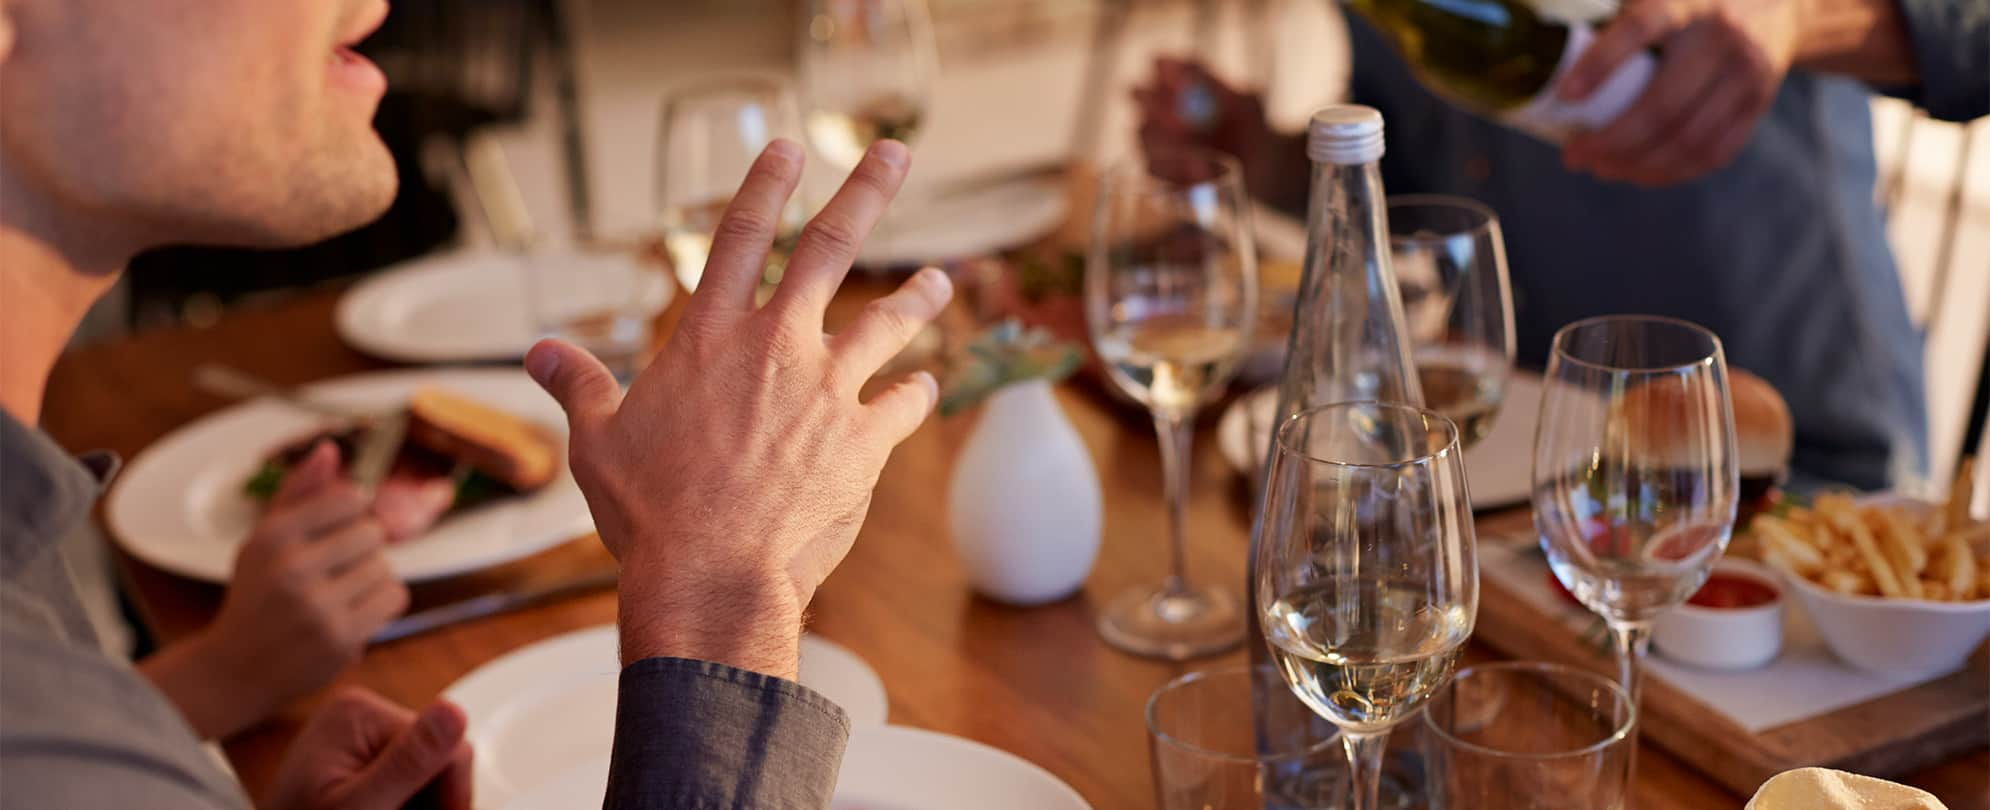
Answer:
[
  {"left": 604, "top": 657, "right": 851, "bottom": 810},
  {"left": 1887, "top": 0, "right": 1989, "bottom": 121}
]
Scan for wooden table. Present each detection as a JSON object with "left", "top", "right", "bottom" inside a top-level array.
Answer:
[{"left": 43, "top": 286, "right": 1990, "bottom": 809}]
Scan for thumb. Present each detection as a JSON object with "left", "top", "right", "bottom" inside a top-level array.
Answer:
[
  {"left": 1558, "top": 0, "right": 1678, "bottom": 100},
  {"left": 271, "top": 440, "right": 341, "bottom": 507},
  {"left": 524, "top": 338, "right": 622, "bottom": 437},
  {"left": 343, "top": 701, "right": 468, "bottom": 808}
]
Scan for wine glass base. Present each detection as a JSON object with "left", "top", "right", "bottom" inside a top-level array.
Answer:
[{"left": 1095, "top": 581, "right": 1245, "bottom": 660}]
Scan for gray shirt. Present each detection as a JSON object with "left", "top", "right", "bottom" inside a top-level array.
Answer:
[
  {"left": 1346, "top": 0, "right": 1988, "bottom": 489},
  {"left": 0, "top": 411, "right": 849, "bottom": 808}
]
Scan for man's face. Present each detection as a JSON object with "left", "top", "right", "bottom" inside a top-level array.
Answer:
[{"left": 0, "top": 0, "right": 396, "bottom": 250}]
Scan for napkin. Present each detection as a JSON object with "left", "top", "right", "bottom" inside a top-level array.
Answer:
[{"left": 1746, "top": 768, "right": 1947, "bottom": 809}]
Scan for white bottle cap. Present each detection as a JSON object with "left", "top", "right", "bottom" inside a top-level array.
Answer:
[{"left": 1308, "top": 105, "right": 1385, "bottom": 165}]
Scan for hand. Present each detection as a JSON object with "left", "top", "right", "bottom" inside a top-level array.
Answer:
[
  {"left": 525, "top": 138, "right": 952, "bottom": 681},
  {"left": 262, "top": 688, "right": 472, "bottom": 810},
  {"left": 142, "top": 442, "right": 408, "bottom": 739},
  {"left": 1558, "top": 0, "right": 1801, "bottom": 185},
  {"left": 1130, "top": 58, "right": 1306, "bottom": 207}
]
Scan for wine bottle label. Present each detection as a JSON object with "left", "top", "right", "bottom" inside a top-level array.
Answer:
[{"left": 1500, "top": 22, "right": 1655, "bottom": 144}]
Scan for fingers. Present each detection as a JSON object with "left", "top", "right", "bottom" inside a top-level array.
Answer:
[
  {"left": 422, "top": 742, "right": 475, "bottom": 810},
  {"left": 297, "top": 518, "right": 389, "bottom": 578},
  {"left": 525, "top": 338, "right": 623, "bottom": 438},
  {"left": 1564, "top": 31, "right": 1727, "bottom": 180},
  {"left": 347, "top": 571, "right": 411, "bottom": 633},
  {"left": 344, "top": 700, "right": 470, "bottom": 809},
  {"left": 271, "top": 441, "right": 341, "bottom": 508},
  {"left": 685, "top": 139, "right": 806, "bottom": 322},
  {"left": 765, "top": 141, "right": 910, "bottom": 323},
  {"left": 863, "top": 370, "right": 941, "bottom": 444},
  {"left": 1559, "top": 0, "right": 1694, "bottom": 100},
  {"left": 256, "top": 484, "right": 369, "bottom": 545},
  {"left": 829, "top": 267, "right": 954, "bottom": 390}
]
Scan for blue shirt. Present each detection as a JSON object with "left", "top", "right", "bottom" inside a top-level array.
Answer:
[
  {"left": 0, "top": 412, "right": 847, "bottom": 810},
  {"left": 1345, "top": 0, "right": 1987, "bottom": 489}
]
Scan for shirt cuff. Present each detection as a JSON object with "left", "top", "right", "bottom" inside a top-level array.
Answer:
[
  {"left": 1887, "top": 0, "right": 1989, "bottom": 122},
  {"left": 604, "top": 657, "right": 851, "bottom": 810}
]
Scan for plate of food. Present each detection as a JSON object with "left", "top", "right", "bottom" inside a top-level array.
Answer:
[
  {"left": 1740, "top": 461, "right": 1990, "bottom": 678},
  {"left": 445, "top": 625, "right": 891, "bottom": 809},
  {"left": 107, "top": 368, "right": 592, "bottom": 584}
]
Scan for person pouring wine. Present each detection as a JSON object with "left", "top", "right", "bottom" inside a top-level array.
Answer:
[{"left": 1134, "top": 0, "right": 1985, "bottom": 492}]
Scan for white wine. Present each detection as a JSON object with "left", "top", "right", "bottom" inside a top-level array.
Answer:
[
  {"left": 1416, "top": 345, "right": 1507, "bottom": 446},
  {"left": 806, "top": 93, "right": 925, "bottom": 169},
  {"left": 659, "top": 198, "right": 795, "bottom": 295},
  {"left": 1096, "top": 319, "right": 1245, "bottom": 416},
  {"left": 1263, "top": 579, "right": 1473, "bottom": 734},
  {"left": 1346, "top": 0, "right": 1656, "bottom": 142}
]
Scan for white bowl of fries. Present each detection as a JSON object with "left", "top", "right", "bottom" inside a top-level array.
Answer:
[{"left": 1752, "top": 474, "right": 1990, "bottom": 678}]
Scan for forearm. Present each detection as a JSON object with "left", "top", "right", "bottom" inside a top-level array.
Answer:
[
  {"left": 615, "top": 554, "right": 805, "bottom": 680},
  {"left": 1793, "top": 0, "right": 1919, "bottom": 84},
  {"left": 138, "top": 632, "right": 274, "bottom": 740}
]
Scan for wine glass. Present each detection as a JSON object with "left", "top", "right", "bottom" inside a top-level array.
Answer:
[
  {"left": 1388, "top": 195, "right": 1514, "bottom": 448},
  {"left": 1086, "top": 148, "right": 1259, "bottom": 659},
  {"left": 1532, "top": 315, "right": 1738, "bottom": 778},
  {"left": 797, "top": 0, "right": 937, "bottom": 171},
  {"left": 656, "top": 76, "right": 805, "bottom": 295},
  {"left": 1256, "top": 402, "right": 1478, "bottom": 810}
]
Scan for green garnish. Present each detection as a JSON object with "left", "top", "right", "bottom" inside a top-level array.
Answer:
[
  {"left": 244, "top": 460, "right": 288, "bottom": 501},
  {"left": 937, "top": 320, "right": 1082, "bottom": 417}
]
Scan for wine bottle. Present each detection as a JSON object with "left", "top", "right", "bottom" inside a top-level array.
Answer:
[
  {"left": 1345, "top": 0, "right": 1657, "bottom": 142},
  {"left": 1245, "top": 105, "right": 1426, "bottom": 805}
]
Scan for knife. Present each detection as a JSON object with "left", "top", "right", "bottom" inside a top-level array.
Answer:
[
  {"left": 371, "top": 569, "right": 619, "bottom": 644},
  {"left": 346, "top": 410, "right": 408, "bottom": 495}
]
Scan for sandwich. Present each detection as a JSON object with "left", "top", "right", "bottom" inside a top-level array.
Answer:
[{"left": 245, "top": 387, "right": 558, "bottom": 542}]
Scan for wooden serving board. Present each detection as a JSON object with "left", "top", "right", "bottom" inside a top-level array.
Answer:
[{"left": 1470, "top": 512, "right": 1990, "bottom": 797}]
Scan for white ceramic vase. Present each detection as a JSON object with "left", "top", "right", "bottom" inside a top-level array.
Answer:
[{"left": 947, "top": 380, "right": 1102, "bottom": 606}]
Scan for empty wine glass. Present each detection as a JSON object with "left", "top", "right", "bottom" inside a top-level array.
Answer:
[
  {"left": 1388, "top": 195, "right": 1514, "bottom": 448},
  {"left": 1256, "top": 402, "right": 1479, "bottom": 810},
  {"left": 797, "top": 0, "right": 937, "bottom": 171},
  {"left": 656, "top": 76, "right": 805, "bottom": 295},
  {"left": 1532, "top": 314, "right": 1738, "bottom": 782},
  {"left": 1087, "top": 148, "right": 1259, "bottom": 659}
]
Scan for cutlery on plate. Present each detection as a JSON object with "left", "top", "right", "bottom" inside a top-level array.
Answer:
[{"left": 372, "top": 569, "right": 619, "bottom": 644}]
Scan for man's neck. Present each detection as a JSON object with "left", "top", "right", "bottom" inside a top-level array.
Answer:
[{"left": 1, "top": 184, "right": 132, "bottom": 427}]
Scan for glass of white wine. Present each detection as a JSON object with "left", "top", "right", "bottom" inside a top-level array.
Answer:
[
  {"left": 1532, "top": 315, "right": 1737, "bottom": 781},
  {"left": 1086, "top": 148, "right": 1259, "bottom": 660},
  {"left": 1256, "top": 402, "right": 1478, "bottom": 810},
  {"left": 1389, "top": 195, "right": 1514, "bottom": 448},
  {"left": 656, "top": 76, "right": 805, "bottom": 295},
  {"left": 797, "top": 0, "right": 937, "bottom": 171}
]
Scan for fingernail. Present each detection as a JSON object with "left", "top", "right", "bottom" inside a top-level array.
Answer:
[
  {"left": 913, "top": 370, "right": 940, "bottom": 406},
  {"left": 915, "top": 266, "right": 952, "bottom": 299},
  {"left": 524, "top": 342, "right": 560, "bottom": 386},
  {"left": 766, "top": 138, "right": 802, "bottom": 164},
  {"left": 418, "top": 701, "right": 467, "bottom": 740},
  {"left": 871, "top": 139, "right": 909, "bottom": 170}
]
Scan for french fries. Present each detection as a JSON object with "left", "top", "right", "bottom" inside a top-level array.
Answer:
[{"left": 1751, "top": 458, "right": 1987, "bottom": 603}]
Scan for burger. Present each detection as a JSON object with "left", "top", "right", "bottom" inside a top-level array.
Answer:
[{"left": 1611, "top": 367, "right": 1793, "bottom": 543}]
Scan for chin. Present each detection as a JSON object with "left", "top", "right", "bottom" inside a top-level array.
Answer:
[{"left": 234, "top": 135, "right": 400, "bottom": 247}]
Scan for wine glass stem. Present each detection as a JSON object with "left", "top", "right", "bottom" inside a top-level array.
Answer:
[
  {"left": 1610, "top": 620, "right": 1654, "bottom": 802},
  {"left": 1153, "top": 410, "right": 1195, "bottom": 596},
  {"left": 1342, "top": 730, "right": 1389, "bottom": 810}
]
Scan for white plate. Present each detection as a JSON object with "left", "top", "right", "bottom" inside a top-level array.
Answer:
[
  {"left": 499, "top": 726, "right": 1090, "bottom": 810},
  {"left": 857, "top": 178, "right": 1068, "bottom": 267},
  {"left": 1217, "top": 372, "right": 1545, "bottom": 511},
  {"left": 336, "top": 251, "right": 539, "bottom": 364},
  {"left": 336, "top": 250, "right": 675, "bottom": 364},
  {"left": 444, "top": 625, "right": 892, "bottom": 809},
  {"left": 106, "top": 368, "right": 592, "bottom": 584}
]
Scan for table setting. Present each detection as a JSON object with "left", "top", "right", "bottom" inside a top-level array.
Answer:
[{"left": 40, "top": 2, "right": 1990, "bottom": 808}]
